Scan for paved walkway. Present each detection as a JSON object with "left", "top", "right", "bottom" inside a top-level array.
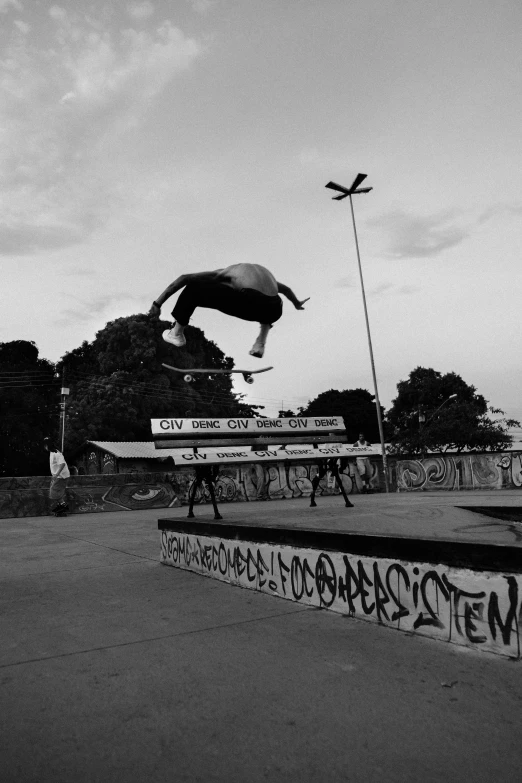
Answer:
[{"left": 2, "top": 494, "right": 522, "bottom": 781}]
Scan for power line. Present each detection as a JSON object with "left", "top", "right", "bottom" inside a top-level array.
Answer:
[{"left": 0, "top": 366, "right": 312, "bottom": 412}]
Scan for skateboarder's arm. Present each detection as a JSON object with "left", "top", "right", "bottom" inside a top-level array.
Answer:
[
  {"left": 277, "top": 282, "right": 310, "bottom": 310},
  {"left": 150, "top": 270, "right": 224, "bottom": 313}
]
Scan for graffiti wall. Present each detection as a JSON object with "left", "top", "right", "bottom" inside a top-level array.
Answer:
[
  {"left": 2, "top": 451, "right": 521, "bottom": 517},
  {"left": 0, "top": 458, "right": 382, "bottom": 518},
  {"left": 161, "top": 529, "right": 522, "bottom": 659},
  {"left": 0, "top": 472, "right": 181, "bottom": 518},
  {"left": 396, "top": 453, "right": 522, "bottom": 492},
  {"left": 182, "top": 458, "right": 382, "bottom": 504}
]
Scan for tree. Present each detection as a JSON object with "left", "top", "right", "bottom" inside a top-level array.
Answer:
[
  {"left": 0, "top": 340, "right": 58, "bottom": 476},
  {"left": 386, "top": 366, "right": 520, "bottom": 454},
  {"left": 298, "top": 388, "right": 383, "bottom": 442},
  {"left": 58, "top": 314, "right": 262, "bottom": 453}
]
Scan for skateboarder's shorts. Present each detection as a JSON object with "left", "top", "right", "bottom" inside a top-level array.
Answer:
[
  {"left": 235, "top": 288, "right": 283, "bottom": 324},
  {"left": 49, "top": 477, "right": 68, "bottom": 501},
  {"left": 173, "top": 283, "right": 283, "bottom": 325}
]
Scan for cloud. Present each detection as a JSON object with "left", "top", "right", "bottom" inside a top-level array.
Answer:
[
  {"left": 127, "top": 2, "right": 155, "bottom": 20},
  {"left": 0, "top": 7, "right": 202, "bottom": 255},
  {"left": 368, "top": 282, "right": 421, "bottom": 298},
  {"left": 62, "top": 267, "right": 96, "bottom": 277},
  {"left": 0, "top": 0, "right": 23, "bottom": 13},
  {"left": 187, "top": 0, "right": 216, "bottom": 14},
  {"left": 13, "top": 18, "right": 29, "bottom": 33},
  {"left": 55, "top": 293, "right": 148, "bottom": 325},
  {"left": 48, "top": 5, "right": 66, "bottom": 22},
  {"left": 336, "top": 276, "right": 356, "bottom": 289},
  {"left": 369, "top": 282, "right": 394, "bottom": 297},
  {"left": 478, "top": 203, "right": 522, "bottom": 224},
  {"left": 370, "top": 209, "right": 468, "bottom": 259},
  {"left": 396, "top": 284, "right": 421, "bottom": 295},
  {"left": 0, "top": 221, "right": 102, "bottom": 256},
  {"left": 298, "top": 146, "right": 354, "bottom": 173}
]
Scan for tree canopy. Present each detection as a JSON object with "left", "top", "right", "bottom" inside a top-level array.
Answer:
[
  {"left": 58, "top": 314, "right": 261, "bottom": 453},
  {"left": 298, "top": 388, "right": 383, "bottom": 443},
  {"left": 0, "top": 340, "right": 58, "bottom": 476},
  {"left": 386, "top": 366, "right": 519, "bottom": 454}
]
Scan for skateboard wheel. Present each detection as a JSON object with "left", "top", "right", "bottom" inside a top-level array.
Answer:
[
  {"left": 184, "top": 374, "right": 193, "bottom": 383},
  {"left": 245, "top": 375, "right": 254, "bottom": 384}
]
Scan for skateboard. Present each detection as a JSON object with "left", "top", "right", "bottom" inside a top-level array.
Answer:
[
  {"left": 51, "top": 501, "right": 69, "bottom": 517},
  {"left": 162, "top": 363, "right": 273, "bottom": 384}
]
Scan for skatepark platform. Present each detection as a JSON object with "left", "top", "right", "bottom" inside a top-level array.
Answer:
[
  {"left": 3, "top": 491, "right": 522, "bottom": 782},
  {"left": 159, "top": 491, "right": 522, "bottom": 659}
]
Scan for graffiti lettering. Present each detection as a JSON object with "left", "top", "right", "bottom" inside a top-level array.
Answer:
[{"left": 161, "top": 531, "right": 522, "bottom": 658}]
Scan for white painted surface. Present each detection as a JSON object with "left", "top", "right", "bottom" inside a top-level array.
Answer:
[
  {"left": 171, "top": 444, "right": 381, "bottom": 465},
  {"left": 160, "top": 530, "right": 521, "bottom": 659},
  {"left": 151, "top": 416, "right": 345, "bottom": 437}
]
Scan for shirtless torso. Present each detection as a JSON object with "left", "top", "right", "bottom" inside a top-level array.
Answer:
[{"left": 216, "top": 264, "right": 279, "bottom": 296}]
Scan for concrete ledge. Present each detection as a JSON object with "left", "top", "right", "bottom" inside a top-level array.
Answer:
[{"left": 159, "top": 520, "right": 522, "bottom": 659}]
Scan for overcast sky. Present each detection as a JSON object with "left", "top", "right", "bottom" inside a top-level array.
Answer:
[{"left": 1, "top": 0, "right": 521, "bottom": 420}]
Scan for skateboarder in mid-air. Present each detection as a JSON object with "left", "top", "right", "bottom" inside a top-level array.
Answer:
[{"left": 149, "top": 263, "right": 309, "bottom": 358}]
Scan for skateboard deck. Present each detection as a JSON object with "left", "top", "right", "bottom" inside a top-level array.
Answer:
[{"left": 162, "top": 363, "right": 273, "bottom": 384}]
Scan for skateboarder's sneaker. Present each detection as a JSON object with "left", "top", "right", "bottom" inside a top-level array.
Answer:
[{"left": 163, "top": 325, "right": 186, "bottom": 348}]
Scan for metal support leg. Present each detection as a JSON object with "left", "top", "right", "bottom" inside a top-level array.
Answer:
[
  {"left": 310, "top": 462, "right": 327, "bottom": 507},
  {"left": 187, "top": 472, "right": 202, "bottom": 518},
  {"left": 204, "top": 469, "right": 223, "bottom": 521},
  {"left": 330, "top": 459, "right": 354, "bottom": 508}
]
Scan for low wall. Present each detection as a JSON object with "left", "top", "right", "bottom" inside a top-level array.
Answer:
[
  {"left": 0, "top": 457, "right": 383, "bottom": 518},
  {"left": 0, "top": 472, "right": 181, "bottom": 518},
  {"left": 159, "top": 522, "right": 522, "bottom": 659},
  {"left": 3, "top": 451, "right": 521, "bottom": 518}
]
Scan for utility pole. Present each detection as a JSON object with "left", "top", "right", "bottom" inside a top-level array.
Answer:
[
  {"left": 59, "top": 369, "right": 70, "bottom": 453},
  {"left": 325, "top": 173, "right": 390, "bottom": 492}
]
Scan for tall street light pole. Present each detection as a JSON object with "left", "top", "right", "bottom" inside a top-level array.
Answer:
[
  {"left": 59, "top": 368, "right": 70, "bottom": 453},
  {"left": 326, "top": 174, "right": 390, "bottom": 492}
]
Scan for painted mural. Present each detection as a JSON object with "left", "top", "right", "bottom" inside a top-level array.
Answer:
[
  {"left": 2, "top": 451, "right": 521, "bottom": 518},
  {"left": 182, "top": 459, "right": 381, "bottom": 504},
  {"left": 161, "top": 529, "right": 522, "bottom": 659},
  {"left": 396, "top": 453, "right": 522, "bottom": 492},
  {"left": 0, "top": 459, "right": 382, "bottom": 518},
  {"left": 0, "top": 472, "right": 181, "bottom": 518}
]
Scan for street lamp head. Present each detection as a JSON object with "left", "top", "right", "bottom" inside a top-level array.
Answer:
[{"left": 325, "top": 174, "right": 373, "bottom": 200}]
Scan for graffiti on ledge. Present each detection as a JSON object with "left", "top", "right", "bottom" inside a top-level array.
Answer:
[
  {"left": 397, "top": 453, "right": 522, "bottom": 491},
  {"left": 161, "top": 531, "right": 521, "bottom": 659}
]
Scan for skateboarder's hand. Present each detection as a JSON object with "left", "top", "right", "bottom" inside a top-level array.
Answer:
[
  {"left": 295, "top": 297, "right": 310, "bottom": 310},
  {"left": 149, "top": 302, "right": 161, "bottom": 317}
]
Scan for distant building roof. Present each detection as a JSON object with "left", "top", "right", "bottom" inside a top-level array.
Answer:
[
  {"left": 86, "top": 441, "right": 184, "bottom": 459},
  {"left": 86, "top": 440, "right": 522, "bottom": 460}
]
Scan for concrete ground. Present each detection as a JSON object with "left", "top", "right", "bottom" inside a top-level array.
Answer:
[{"left": 2, "top": 492, "right": 522, "bottom": 782}]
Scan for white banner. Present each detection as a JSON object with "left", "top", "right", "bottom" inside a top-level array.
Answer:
[
  {"left": 171, "top": 443, "right": 381, "bottom": 465},
  {"left": 151, "top": 416, "right": 345, "bottom": 438}
]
